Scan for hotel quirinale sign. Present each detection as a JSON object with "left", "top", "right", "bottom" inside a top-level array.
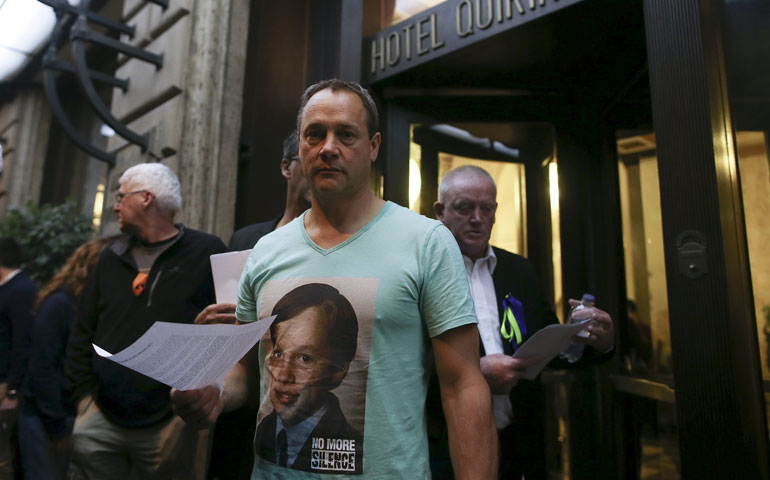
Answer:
[{"left": 364, "top": 0, "right": 582, "bottom": 83}]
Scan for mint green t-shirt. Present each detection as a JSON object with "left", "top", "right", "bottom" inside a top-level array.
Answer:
[{"left": 236, "top": 201, "right": 476, "bottom": 479}]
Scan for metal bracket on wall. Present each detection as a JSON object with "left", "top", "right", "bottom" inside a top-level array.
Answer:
[
  {"left": 39, "top": 0, "right": 166, "bottom": 165},
  {"left": 43, "top": 15, "right": 118, "bottom": 164},
  {"left": 38, "top": 0, "right": 136, "bottom": 38},
  {"left": 146, "top": 0, "right": 169, "bottom": 9}
]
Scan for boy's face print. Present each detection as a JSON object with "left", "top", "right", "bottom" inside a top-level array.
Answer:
[{"left": 266, "top": 307, "right": 342, "bottom": 427}]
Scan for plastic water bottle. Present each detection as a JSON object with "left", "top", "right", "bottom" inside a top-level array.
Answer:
[{"left": 559, "top": 293, "right": 596, "bottom": 363}]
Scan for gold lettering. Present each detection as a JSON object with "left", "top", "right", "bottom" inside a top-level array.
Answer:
[
  {"left": 416, "top": 16, "right": 431, "bottom": 54},
  {"left": 529, "top": 0, "right": 536, "bottom": 9},
  {"left": 496, "top": 0, "right": 504, "bottom": 22},
  {"left": 429, "top": 14, "right": 445, "bottom": 49},
  {"left": 456, "top": 0, "right": 473, "bottom": 38},
  {"left": 371, "top": 37, "right": 385, "bottom": 73},
  {"left": 403, "top": 23, "right": 414, "bottom": 60},
  {"left": 475, "top": 0, "right": 494, "bottom": 29},
  {"left": 386, "top": 31, "right": 400, "bottom": 66},
  {"left": 504, "top": 0, "right": 525, "bottom": 17}
]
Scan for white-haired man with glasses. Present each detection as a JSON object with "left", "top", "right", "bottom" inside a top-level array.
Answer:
[{"left": 66, "top": 162, "right": 226, "bottom": 479}]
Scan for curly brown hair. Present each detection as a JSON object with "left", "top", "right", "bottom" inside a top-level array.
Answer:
[{"left": 35, "top": 237, "right": 111, "bottom": 309}]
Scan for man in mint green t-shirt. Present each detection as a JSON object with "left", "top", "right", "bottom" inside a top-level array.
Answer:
[{"left": 172, "top": 79, "right": 497, "bottom": 479}]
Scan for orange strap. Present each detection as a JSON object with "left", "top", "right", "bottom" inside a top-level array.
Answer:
[{"left": 132, "top": 272, "right": 149, "bottom": 296}]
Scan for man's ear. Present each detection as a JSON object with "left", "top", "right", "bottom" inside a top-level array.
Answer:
[
  {"left": 280, "top": 159, "right": 291, "bottom": 180},
  {"left": 140, "top": 191, "right": 154, "bottom": 209},
  {"left": 433, "top": 201, "right": 445, "bottom": 220},
  {"left": 369, "top": 132, "right": 381, "bottom": 163}
]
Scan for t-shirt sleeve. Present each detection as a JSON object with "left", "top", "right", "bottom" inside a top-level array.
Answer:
[
  {"left": 235, "top": 250, "right": 260, "bottom": 324},
  {"left": 420, "top": 224, "right": 477, "bottom": 338}
]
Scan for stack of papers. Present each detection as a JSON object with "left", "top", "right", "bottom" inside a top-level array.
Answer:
[
  {"left": 512, "top": 319, "right": 592, "bottom": 379},
  {"left": 94, "top": 316, "right": 274, "bottom": 391}
]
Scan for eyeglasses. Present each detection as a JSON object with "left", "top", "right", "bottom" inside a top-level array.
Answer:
[{"left": 115, "top": 190, "right": 147, "bottom": 203}]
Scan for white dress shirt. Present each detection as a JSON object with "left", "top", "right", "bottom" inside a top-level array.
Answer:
[{"left": 463, "top": 246, "right": 514, "bottom": 429}]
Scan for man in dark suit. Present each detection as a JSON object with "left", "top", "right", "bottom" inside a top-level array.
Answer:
[
  {"left": 228, "top": 129, "right": 312, "bottom": 251},
  {"left": 433, "top": 165, "right": 614, "bottom": 479}
]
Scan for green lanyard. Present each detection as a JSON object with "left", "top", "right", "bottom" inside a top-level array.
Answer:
[{"left": 500, "top": 294, "right": 524, "bottom": 346}]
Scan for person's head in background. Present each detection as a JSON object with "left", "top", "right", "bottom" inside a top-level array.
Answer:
[
  {"left": 279, "top": 130, "right": 312, "bottom": 225},
  {"left": 113, "top": 163, "right": 182, "bottom": 240},
  {"left": 434, "top": 165, "right": 498, "bottom": 261},
  {"left": 36, "top": 237, "right": 112, "bottom": 309}
]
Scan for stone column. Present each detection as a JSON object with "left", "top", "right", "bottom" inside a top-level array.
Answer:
[
  {"left": 177, "top": 0, "right": 249, "bottom": 240},
  {"left": 2, "top": 88, "right": 52, "bottom": 213}
]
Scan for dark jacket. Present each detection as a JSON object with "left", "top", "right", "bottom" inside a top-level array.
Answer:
[
  {"left": 65, "top": 226, "right": 226, "bottom": 428},
  {"left": 490, "top": 246, "right": 612, "bottom": 479},
  {"left": 0, "top": 272, "right": 38, "bottom": 390},
  {"left": 491, "top": 246, "right": 559, "bottom": 357},
  {"left": 255, "top": 393, "right": 363, "bottom": 475},
  {"left": 228, "top": 218, "right": 279, "bottom": 251},
  {"left": 427, "top": 246, "right": 612, "bottom": 479},
  {"left": 23, "top": 290, "right": 74, "bottom": 436}
]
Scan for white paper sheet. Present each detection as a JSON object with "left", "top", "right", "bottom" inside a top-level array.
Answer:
[
  {"left": 93, "top": 316, "right": 275, "bottom": 391},
  {"left": 210, "top": 250, "right": 252, "bottom": 304},
  {"left": 512, "top": 318, "right": 593, "bottom": 380}
]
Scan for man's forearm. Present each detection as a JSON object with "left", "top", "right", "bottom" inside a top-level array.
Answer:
[
  {"left": 221, "top": 361, "right": 249, "bottom": 413},
  {"left": 64, "top": 323, "right": 99, "bottom": 405},
  {"left": 171, "top": 361, "right": 249, "bottom": 428},
  {"left": 441, "top": 375, "right": 498, "bottom": 480},
  {"left": 67, "top": 284, "right": 101, "bottom": 405},
  {"left": 433, "top": 325, "right": 498, "bottom": 480}
]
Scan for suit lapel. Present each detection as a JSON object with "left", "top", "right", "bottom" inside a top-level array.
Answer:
[{"left": 492, "top": 247, "right": 515, "bottom": 356}]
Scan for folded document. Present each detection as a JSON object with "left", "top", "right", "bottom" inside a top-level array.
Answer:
[
  {"left": 512, "top": 318, "right": 593, "bottom": 379},
  {"left": 94, "top": 316, "right": 274, "bottom": 391}
]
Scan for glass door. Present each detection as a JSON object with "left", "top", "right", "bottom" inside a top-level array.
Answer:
[{"left": 615, "top": 132, "right": 680, "bottom": 479}]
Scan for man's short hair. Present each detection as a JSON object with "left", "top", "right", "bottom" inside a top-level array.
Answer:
[
  {"left": 270, "top": 283, "right": 358, "bottom": 369},
  {"left": 439, "top": 165, "right": 497, "bottom": 203},
  {"left": 297, "top": 79, "right": 379, "bottom": 139},
  {"left": 282, "top": 129, "right": 299, "bottom": 162},
  {"left": 0, "top": 237, "right": 22, "bottom": 269},
  {"left": 118, "top": 163, "right": 182, "bottom": 218}
]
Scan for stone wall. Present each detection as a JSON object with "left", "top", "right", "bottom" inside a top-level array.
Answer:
[
  {"left": 0, "top": 88, "right": 52, "bottom": 215},
  {"left": 101, "top": 0, "right": 249, "bottom": 240}
]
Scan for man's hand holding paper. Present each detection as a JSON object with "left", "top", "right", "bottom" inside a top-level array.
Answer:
[
  {"left": 511, "top": 318, "right": 594, "bottom": 380},
  {"left": 170, "top": 385, "right": 223, "bottom": 428},
  {"left": 195, "top": 303, "right": 237, "bottom": 325},
  {"left": 480, "top": 354, "right": 542, "bottom": 394},
  {"left": 511, "top": 299, "right": 615, "bottom": 379}
]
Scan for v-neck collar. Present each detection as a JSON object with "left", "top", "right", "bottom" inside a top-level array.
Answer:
[{"left": 300, "top": 201, "right": 392, "bottom": 255}]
